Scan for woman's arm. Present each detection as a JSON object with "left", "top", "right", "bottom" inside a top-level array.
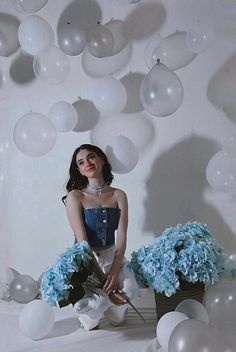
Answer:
[{"left": 103, "top": 190, "right": 128, "bottom": 294}]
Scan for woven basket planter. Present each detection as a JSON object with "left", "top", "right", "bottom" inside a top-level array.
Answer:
[{"left": 154, "top": 280, "right": 205, "bottom": 320}]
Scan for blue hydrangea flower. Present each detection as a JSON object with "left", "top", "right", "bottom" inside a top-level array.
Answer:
[
  {"left": 40, "top": 241, "right": 92, "bottom": 306},
  {"left": 130, "top": 221, "right": 236, "bottom": 297}
]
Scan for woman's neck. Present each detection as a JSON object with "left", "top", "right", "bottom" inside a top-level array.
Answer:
[{"left": 87, "top": 178, "right": 106, "bottom": 191}]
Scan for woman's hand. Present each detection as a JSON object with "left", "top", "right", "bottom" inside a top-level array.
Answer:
[
  {"left": 108, "top": 291, "right": 127, "bottom": 305},
  {"left": 103, "top": 270, "right": 119, "bottom": 294}
]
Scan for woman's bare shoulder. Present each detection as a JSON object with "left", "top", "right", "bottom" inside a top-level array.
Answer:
[
  {"left": 66, "top": 189, "right": 84, "bottom": 202},
  {"left": 111, "top": 187, "right": 127, "bottom": 199}
]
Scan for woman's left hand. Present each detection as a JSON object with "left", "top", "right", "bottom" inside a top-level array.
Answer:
[{"left": 103, "top": 271, "right": 119, "bottom": 294}]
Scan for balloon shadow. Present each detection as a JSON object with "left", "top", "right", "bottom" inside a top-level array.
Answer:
[
  {"left": 72, "top": 98, "right": 100, "bottom": 132},
  {"left": 120, "top": 72, "right": 144, "bottom": 114},
  {"left": 9, "top": 51, "right": 36, "bottom": 85},
  {"left": 0, "top": 13, "right": 20, "bottom": 56},
  {"left": 124, "top": 2, "right": 166, "bottom": 41},
  {"left": 207, "top": 50, "right": 236, "bottom": 123},
  {"left": 57, "top": 0, "right": 102, "bottom": 34},
  {"left": 143, "top": 135, "right": 236, "bottom": 252},
  {"left": 44, "top": 317, "right": 80, "bottom": 339}
]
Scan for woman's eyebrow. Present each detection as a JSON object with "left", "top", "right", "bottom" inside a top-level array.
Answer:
[{"left": 78, "top": 152, "right": 94, "bottom": 163}]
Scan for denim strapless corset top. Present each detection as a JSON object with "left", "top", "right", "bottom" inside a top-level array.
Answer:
[{"left": 83, "top": 207, "right": 119, "bottom": 247}]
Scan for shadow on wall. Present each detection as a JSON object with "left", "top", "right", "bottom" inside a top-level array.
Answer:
[
  {"left": 57, "top": 0, "right": 102, "bottom": 33},
  {"left": 207, "top": 50, "right": 236, "bottom": 124},
  {"left": 143, "top": 135, "right": 236, "bottom": 252},
  {"left": 57, "top": 0, "right": 166, "bottom": 42},
  {"left": 10, "top": 51, "right": 36, "bottom": 85}
]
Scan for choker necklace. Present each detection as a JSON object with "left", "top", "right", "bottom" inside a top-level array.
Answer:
[{"left": 87, "top": 183, "right": 107, "bottom": 192}]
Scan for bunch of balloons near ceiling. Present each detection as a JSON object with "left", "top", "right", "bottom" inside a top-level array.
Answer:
[{"left": 8, "top": 0, "right": 214, "bottom": 175}]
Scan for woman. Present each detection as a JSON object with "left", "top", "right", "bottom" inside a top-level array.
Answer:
[{"left": 63, "top": 144, "right": 139, "bottom": 330}]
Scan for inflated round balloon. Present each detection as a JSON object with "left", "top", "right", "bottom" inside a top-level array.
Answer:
[
  {"left": 140, "top": 61, "right": 184, "bottom": 116},
  {"left": 13, "top": 112, "right": 57, "bottom": 156},
  {"left": 105, "top": 135, "right": 139, "bottom": 174},
  {"left": 156, "top": 311, "right": 189, "bottom": 351},
  {"left": 105, "top": 19, "right": 128, "bottom": 55},
  {"left": 206, "top": 150, "right": 236, "bottom": 192},
  {"left": 18, "top": 0, "right": 48, "bottom": 13},
  {"left": 18, "top": 15, "right": 54, "bottom": 56},
  {"left": 88, "top": 76, "right": 127, "bottom": 115},
  {"left": 19, "top": 300, "right": 55, "bottom": 339},
  {"left": 186, "top": 22, "right": 215, "bottom": 53},
  {"left": 33, "top": 45, "right": 70, "bottom": 84},
  {"left": 0, "top": 13, "right": 20, "bottom": 56},
  {"left": 175, "top": 299, "right": 209, "bottom": 324},
  {"left": 57, "top": 23, "right": 86, "bottom": 56},
  {"left": 203, "top": 278, "right": 236, "bottom": 329},
  {"left": 151, "top": 31, "right": 197, "bottom": 70},
  {"left": 169, "top": 319, "right": 232, "bottom": 352},
  {"left": 48, "top": 101, "right": 78, "bottom": 132},
  {"left": 82, "top": 43, "right": 132, "bottom": 77},
  {"left": 87, "top": 23, "right": 114, "bottom": 58},
  {"left": 9, "top": 274, "right": 39, "bottom": 303}
]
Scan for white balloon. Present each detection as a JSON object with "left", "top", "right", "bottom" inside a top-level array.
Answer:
[
  {"left": 203, "top": 278, "right": 236, "bottom": 329},
  {"left": 105, "top": 135, "right": 139, "bottom": 174},
  {"left": 18, "top": 0, "right": 48, "bottom": 13},
  {"left": 48, "top": 101, "right": 78, "bottom": 132},
  {"left": 88, "top": 76, "right": 127, "bottom": 115},
  {"left": 105, "top": 19, "right": 128, "bottom": 55},
  {"left": 206, "top": 150, "right": 236, "bottom": 192},
  {"left": 186, "top": 22, "right": 215, "bottom": 53},
  {"left": 57, "top": 23, "right": 86, "bottom": 56},
  {"left": 156, "top": 311, "right": 189, "bottom": 351},
  {"left": 18, "top": 15, "right": 54, "bottom": 56},
  {"left": 151, "top": 31, "right": 197, "bottom": 70},
  {"left": 13, "top": 112, "right": 57, "bottom": 157},
  {"left": 19, "top": 300, "right": 55, "bottom": 339},
  {"left": 33, "top": 45, "right": 70, "bottom": 84},
  {"left": 175, "top": 299, "right": 209, "bottom": 324},
  {"left": 140, "top": 61, "right": 183, "bottom": 117},
  {"left": 87, "top": 23, "right": 114, "bottom": 58},
  {"left": 81, "top": 43, "right": 132, "bottom": 78}
]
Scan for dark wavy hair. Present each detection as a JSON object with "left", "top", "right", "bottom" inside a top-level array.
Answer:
[{"left": 62, "top": 144, "right": 113, "bottom": 204}]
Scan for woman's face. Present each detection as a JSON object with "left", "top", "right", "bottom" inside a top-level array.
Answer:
[{"left": 76, "top": 149, "right": 104, "bottom": 178}]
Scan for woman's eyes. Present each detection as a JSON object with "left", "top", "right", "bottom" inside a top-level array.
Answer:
[{"left": 88, "top": 154, "right": 96, "bottom": 160}]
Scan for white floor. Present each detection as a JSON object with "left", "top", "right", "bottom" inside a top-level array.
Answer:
[{"left": 0, "top": 289, "right": 159, "bottom": 352}]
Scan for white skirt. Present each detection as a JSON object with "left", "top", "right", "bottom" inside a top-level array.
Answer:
[{"left": 74, "top": 245, "right": 139, "bottom": 330}]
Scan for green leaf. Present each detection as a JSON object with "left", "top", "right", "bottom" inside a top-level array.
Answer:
[
  {"left": 86, "top": 260, "right": 94, "bottom": 276},
  {"left": 70, "top": 270, "right": 88, "bottom": 287},
  {"left": 58, "top": 298, "right": 71, "bottom": 308},
  {"left": 69, "top": 285, "right": 85, "bottom": 306}
]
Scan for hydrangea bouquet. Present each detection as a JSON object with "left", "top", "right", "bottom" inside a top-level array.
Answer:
[
  {"left": 130, "top": 221, "right": 236, "bottom": 297},
  {"left": 40, "top": 241, "right": 101, "bottom": 307}
]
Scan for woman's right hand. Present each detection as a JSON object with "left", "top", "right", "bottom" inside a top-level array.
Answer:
[{"left": 108, "top": 290, "right": 127, "bottom": 305}]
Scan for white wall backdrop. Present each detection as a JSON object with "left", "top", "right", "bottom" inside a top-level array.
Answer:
[{"left": 1, "top": 0, "right": 236, "bottom": 280}]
